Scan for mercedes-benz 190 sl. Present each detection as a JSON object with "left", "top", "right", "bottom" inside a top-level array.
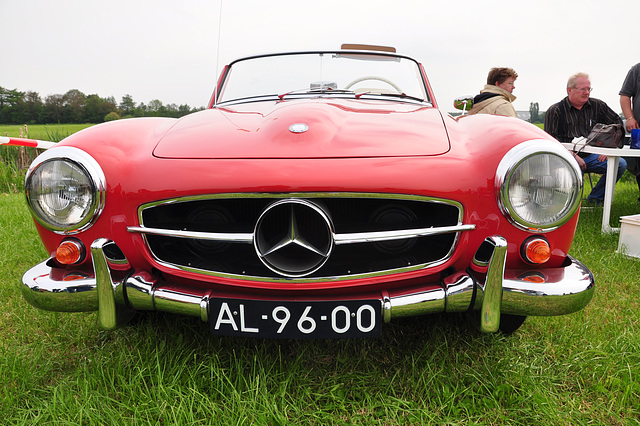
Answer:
[{"left": 20, "top": 45, "right": 594, "bottom": 337}]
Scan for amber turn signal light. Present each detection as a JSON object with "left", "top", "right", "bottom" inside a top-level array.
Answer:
[
  {"left": 55, "top": 240, "right": 85, "bottom": 265},
  {"left": 522, "top": 238, "right": 550, "bottom": 264}
]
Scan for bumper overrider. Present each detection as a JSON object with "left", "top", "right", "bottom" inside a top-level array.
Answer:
[{"left": 21, "top": 236, "right": 594, "bottom": 334}]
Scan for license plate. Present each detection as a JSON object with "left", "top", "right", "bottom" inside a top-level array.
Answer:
[{"left": 209, "top": 298, "right": 381, "bottom": 339}]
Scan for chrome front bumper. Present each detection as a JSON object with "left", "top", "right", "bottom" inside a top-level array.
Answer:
[{"left": 21, "top": 236, "right": 595, "bottom": 333}]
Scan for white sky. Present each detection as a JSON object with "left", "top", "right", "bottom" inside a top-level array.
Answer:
[{"left": 1, "top": 0, "right": 637, "bottom": 115}]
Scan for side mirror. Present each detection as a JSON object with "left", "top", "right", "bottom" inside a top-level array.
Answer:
[{"left": 454, "top": 96, "right": 474, "bottom": 115}]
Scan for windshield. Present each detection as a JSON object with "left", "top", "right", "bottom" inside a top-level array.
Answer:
[{"left": 216, "top": 51, "right": 430, "bottom": 104}]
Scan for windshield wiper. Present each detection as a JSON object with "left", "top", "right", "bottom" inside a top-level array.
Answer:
[
  {"left": 355, "top": 92, "right": 425, "bottom": 102},
  {"left": 278, "top": 88, "right": 356, "bottom": 101}
]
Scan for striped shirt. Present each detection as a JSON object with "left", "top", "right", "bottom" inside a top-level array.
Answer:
[{"left": 544, "top": 96, "right": 622, "bottom": 143}]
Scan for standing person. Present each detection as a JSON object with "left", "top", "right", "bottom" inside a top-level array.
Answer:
[
  {"left": 620, "top": 62, "right": 640, "bottom": 132},
  {"left": 468, "top": 67, "right": 518, "bottom": 117},
  {"left": 545, "top": 72, "right": 627, "bottom": 206},
  {"left": 619, "top": 62, "right": 640, "bottom": 200}
]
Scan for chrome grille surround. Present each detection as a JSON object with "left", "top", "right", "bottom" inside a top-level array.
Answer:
[{"left": 129, "top": 193, "right": 474, "bottom": 282}]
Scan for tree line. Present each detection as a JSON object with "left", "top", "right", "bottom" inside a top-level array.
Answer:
[
  {"left": 0, "top": 86, "right": 203, "bottom": 125},
  {"left": 0, "top": 85, "right": 552, "bottom": 125}
]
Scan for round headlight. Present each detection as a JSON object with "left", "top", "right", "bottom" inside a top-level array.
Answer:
[
  {"left": 497, "top": 140, "right": 582, "bottom": 232},
  {"left": 25, "top": 147, "right": 105, "bottom": 234}
]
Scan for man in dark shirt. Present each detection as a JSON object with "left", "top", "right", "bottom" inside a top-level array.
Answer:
[
  {"left": 620, "top": 62, "right": 640, "bottom": 200},
  {"left": 545, "top": 72, "right": 626, "bottom": 205}
]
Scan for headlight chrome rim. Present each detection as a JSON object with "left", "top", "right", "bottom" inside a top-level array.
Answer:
[
  {"left": 25, "top": 146, "right": 106, "bottom": 235},
  {"left": 496, "top": 139, "right": 582, "bottom": 232}
]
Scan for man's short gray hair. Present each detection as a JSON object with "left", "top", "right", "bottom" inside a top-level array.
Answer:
[{"left": 567, "top": 72, "right": 590, "bottom": 88}]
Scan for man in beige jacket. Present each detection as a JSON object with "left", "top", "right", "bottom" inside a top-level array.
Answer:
[{"left": 468, "top": 67, "right": 518, "bottom": 117}]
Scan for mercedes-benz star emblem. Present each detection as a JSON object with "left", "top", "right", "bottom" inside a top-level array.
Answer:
[
  {"left": 254, "top": 199, "right": 333, "bottom": 277},
  {"left": 289, "top": 123, "right": 309, "bottom": 133}
]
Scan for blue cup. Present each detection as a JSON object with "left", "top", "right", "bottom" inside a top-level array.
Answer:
[{"left": 632, "top": 129, "right": 640, "bottom": 149}]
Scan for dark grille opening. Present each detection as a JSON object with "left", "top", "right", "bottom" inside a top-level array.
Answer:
[
  {"left": 142, "top": 198, "right": 268, "bottom": 233},
  {"left": 140, "top": 195, "right": 462, "bottom": 280},
  {"left": 145, "top": 232, "right": 456, "bottom": 278},
  {"left": 146, "top": 235, "right": 266, "bottom": 276}
]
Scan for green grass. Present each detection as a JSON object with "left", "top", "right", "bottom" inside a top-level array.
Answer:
[
  {"left": 2, "top": 191, "right": 640, "bottom": 423},
  {"left": 0, "top": 123, "right": 94, "bottom": 141},
  {"left": 2, "top": 131, "right": 640, "bottom": 423},
  {"left": 0, "top": 124, "right": 94, "bottom": 193}
]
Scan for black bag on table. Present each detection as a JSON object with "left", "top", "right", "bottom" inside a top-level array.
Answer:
[{"left": 585, "top": 123, "right": 624, "bottom": 149}]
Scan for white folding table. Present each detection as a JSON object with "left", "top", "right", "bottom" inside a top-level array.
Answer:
[{"left": 562, "top": 138, "right": 640, "bottom": 233}]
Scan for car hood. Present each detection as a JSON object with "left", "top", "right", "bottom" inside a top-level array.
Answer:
[{"left": 153, "top": 99, "right": 450, "bottom": 159}]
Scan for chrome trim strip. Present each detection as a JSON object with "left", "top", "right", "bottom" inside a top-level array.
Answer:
[
  {"left": 386, "top": 288, "right": 445, "bottom": 319},
  {"left": 127, "top": 223, "right": 476, "bottom": 245},
  {"left": 334, "top": 224, "right": 475, "bottom": 245},
  {"left": 153, "top": 287, "right": 208, "bottom": 320},
  {"left": 127, "top": 226, "right": 254, "bottom": 243}
]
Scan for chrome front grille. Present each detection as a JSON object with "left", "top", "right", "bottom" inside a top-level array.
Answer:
[{"left": 130, "top": 193, "right": 472, "bottom": 282}]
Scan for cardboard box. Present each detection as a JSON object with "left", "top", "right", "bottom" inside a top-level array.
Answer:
[{"left": 618, "top": 214, "right": 640, "bottom": 258}]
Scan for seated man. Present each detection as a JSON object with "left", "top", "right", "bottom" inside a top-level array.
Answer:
[{"left": 544, "top": 72, "right": 626, "bottom": 205}]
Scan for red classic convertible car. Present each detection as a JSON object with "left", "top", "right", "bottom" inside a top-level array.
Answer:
[{"left": 20, "top": 45, "right": 594, "bottom": 337}]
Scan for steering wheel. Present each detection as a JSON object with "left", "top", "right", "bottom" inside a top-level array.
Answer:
[{"left": 345, "top": 76, "right": 403, "bottom": 93}]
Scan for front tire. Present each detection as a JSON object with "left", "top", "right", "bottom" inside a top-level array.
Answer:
[
  {"left": 498, "top": 314, "right": 526, "bottom": 334},
  {"left": 466, "top": 311, "right": 527, "bottom": 334}
]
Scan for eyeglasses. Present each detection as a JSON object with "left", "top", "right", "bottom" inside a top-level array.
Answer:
[{"left": 572, "top": 87, "right": 593, "bottom": 92}]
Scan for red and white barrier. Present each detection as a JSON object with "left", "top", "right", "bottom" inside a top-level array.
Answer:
[{"left": 0, "top": 136, "right": 56, "bottom": 150}]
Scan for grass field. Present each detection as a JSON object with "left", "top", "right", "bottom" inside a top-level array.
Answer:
[
  {"left": 1, "top": 125, "right": 640, "bottom": 423},
  {"left": 0, "top": 123, "right": 94, "bottom": 140},
  {"left": 0, "top": 124, "right": 95, "bottom": 193}
]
